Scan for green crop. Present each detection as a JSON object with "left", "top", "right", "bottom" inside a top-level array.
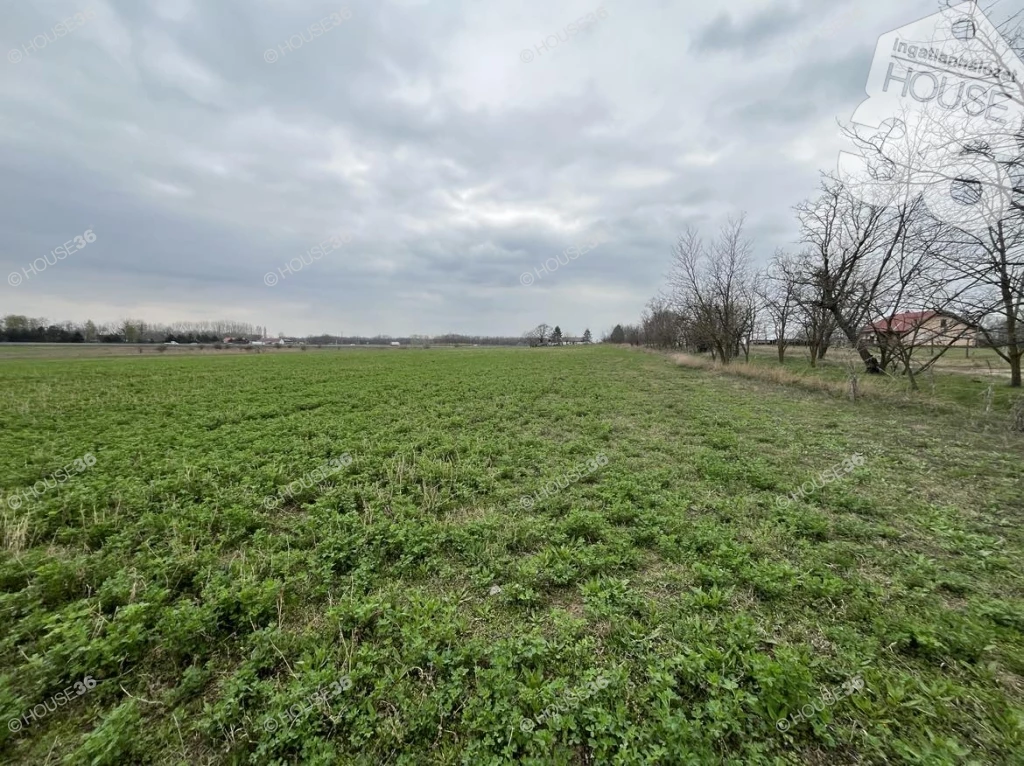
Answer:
[{"left": 0, "top": 347, "right": 1021, "bottom": 764}]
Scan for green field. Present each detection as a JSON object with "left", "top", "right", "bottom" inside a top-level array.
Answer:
[{"left": 1, "top": 347, "right": 1022, "bottom": 764}]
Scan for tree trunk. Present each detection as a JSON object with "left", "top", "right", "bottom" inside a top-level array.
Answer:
[
  {"left": 998, "top": 268, "right": 1020, "bottom": 387},
  {"left": 831, "top": 315, "right": 883, "bottom": 375},
  {"left": 856, "top": 345, "right": 883, "bottom": 374},
  {"left": 1007, "top": 319, "right": 1021, "bottom": 388},
  {"left": 906, "top": 362, "right": 919, "bottom": 392}
]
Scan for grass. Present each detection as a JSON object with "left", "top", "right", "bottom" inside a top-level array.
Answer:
[
  {"left": 676, "top": 345, "right": 1024, "bottom": 416},
  {"left": 0, "top": 346, "right": 1022, "bottom": 764}
]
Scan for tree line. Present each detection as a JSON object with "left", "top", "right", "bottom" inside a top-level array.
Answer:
[
  {"left": 0, "top": 316, "right": 264, "bottom": 344},
  {"left": 610, "top": 182, "right": 1022, "bottom": 388},
  {"left": 522, "top": 325, "right": 593, "bottom": 346},
  {"left": 0, "top": 316, "right": 546, "bottom": 347},
  {"left": 609, "top": 9, "right": 1024, "bottom": 388}
]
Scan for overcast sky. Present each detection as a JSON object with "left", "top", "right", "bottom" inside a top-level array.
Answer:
[{"left": 0, "top": 0, "right": 996, "bottom": 337}]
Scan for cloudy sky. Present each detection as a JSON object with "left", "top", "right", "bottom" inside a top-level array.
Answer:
[{"left": 0, "top": 0, "right": 991, "bottom": 337}]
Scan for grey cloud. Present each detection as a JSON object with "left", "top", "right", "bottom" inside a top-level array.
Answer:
[
  {"left": 727, "top": 44, "right": 876, "bottom": 126},
  {"left": 0, "top": 0, "right": 944, "bottom": 335},
  {"left": 690, "top": 3, "right": 806, "bottom": 54}
]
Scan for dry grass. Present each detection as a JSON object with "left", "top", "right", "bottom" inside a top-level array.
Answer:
[
  {"left": 1012, "top": 396, "right": 1024, "bottom": 432},
  {"left": 666, "top": 352, "right": 888, "bottom": 401},
  {"left": 661, "top": 350, "right": 1024, "bottom": 434},
  {"left": 1, "top": 510, "right": 30, "bottom": 554}
]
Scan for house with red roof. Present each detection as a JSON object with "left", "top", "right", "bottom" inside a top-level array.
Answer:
[{"left": 860, "top": 310, "right": 978, "bottom": 348}]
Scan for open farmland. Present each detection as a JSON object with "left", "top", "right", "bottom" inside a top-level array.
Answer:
[{"left": 1, "top": 347, "right": 1022, "bottom": 765}]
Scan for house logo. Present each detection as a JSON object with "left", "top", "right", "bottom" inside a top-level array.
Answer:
[{"left": 837, "top": 2, "right": 1024, "bottom": 232}]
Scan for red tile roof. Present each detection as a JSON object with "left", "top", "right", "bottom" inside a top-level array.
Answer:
[{"left": 865, "top": 310, "right": 937, "bottom": 335}]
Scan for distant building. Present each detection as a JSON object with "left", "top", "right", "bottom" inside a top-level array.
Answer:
[
  {"left": 258, "top": 338, "right": 296, "bottom": 346},
  {"left": 860, "top": 311, "right": 978, "bottom": 348},
  {"left": 536, "top": 337, "right": 588, "bottom": 346}
]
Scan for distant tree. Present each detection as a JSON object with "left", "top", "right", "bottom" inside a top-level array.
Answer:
[
  {"left": 120, "top": 319, "right": 142, "bottom": 343},
  {"left": 583, "top": 328, "right": 592, "bottom": 343},
  {"left": 83, "top": 320, "right": 97, "bottom": 342},
  {"left": 758, "top": 250, "right": 801, "bottom": 363},
  {"left": 640, "top": 296, "right": 680, "bottom": 348},
  {"left": 793, "top": 175, "right": 927, "bottom": 375},
  {"left": 939, "top": 224, "right": 1024, "bottom": 388},
  {"left": 2, "top": 315, "right": 30, "bottom": 338},
  {"left": 523, "top": 323, "right": 551, "bottom": 346},
  {"left": 667, "top": 215, "right": 758, "bottom": 364},
  {"left": 609, "top": 324, "right": 625, "bottom": 343},
  {"left": 552, "top": 326, "right": 563, "bottom": 345}
]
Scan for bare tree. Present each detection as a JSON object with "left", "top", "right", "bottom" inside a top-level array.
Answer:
[
  {"left": 621, "top": 324, "right": 644, "bottom": 346},
  {"left": 668, "top": 215, "right": 757, "bottom": 365},
  {"left": 739, "top": 274, "right": 760, "bottom": 363},
  {"left": 791, "top": 269, "right": 839, "bottom": 369},
  {"left": 640, "top": 296, "right": 680, "bottom": 349},
  {"left": 794, "top": 175, "right": 938, "bottom": 374},
  {"left": 831, "top": 5, "right": 1024, "bottom": 385},
  {"left": 857, "top": 212, "right": 978, "bottom": 389},
  {"left": 523, "top": 324, "right": 551, "bottom": 347},
  {"left": 759, "top": 250, "right": 801, "bottom": 363},
  {"left": 939, "top": 219, "right": 1024, "bottom": 386}
]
